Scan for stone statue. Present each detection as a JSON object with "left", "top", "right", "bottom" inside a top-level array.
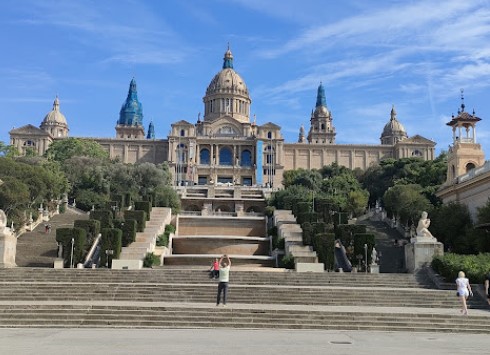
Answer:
[
  {"left": 416, "top": 211, "right": 434, "bottom": 238},
  {"left": 0, "top": 209, "right": 6, "bottom": 233},
  {"left": 371, "top": 247, "right": 378, "bottom": 265}
]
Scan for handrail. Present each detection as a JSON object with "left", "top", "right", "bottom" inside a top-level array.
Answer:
[{"left": 83, "top": 233, "right": 102, "bottom": 267}]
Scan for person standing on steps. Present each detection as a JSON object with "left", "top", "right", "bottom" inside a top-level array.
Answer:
[
  {"left": 456, "top": 271, "right": 473, "bottom": 315},
  {"left": 209, "top": 258, "right": 219, "bottom": 279},
  {"left": 485, "top": 271, "right": 490, "bottom": 306},
  {"left": 216, "top": 254, "right": 231, "bottom": 306}
]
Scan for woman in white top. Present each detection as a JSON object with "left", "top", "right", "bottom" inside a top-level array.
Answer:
[{"left": 455, "top": 271, "right": 473, "bottom": 315}]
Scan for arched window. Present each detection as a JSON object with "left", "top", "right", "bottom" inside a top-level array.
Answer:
[
  {"left": 267, "top": 131, "right": 272, "bottom": 139},
  {"left": 321, "top": 123, "right": 325, "bottom": 130},
  {"left": 412, "top": 150, "right": 422, "bottom": 157},
  {"left": 180, "top": 129, "right": 185, "bottom": 137},
  {"left": 200, "top": 148, "right": 210, "bottom": 165},
  {"left": 466, "top": 162, "right": 476, "bottom": 172},
  {"left": 219, "top": 147, "right": 233, "bottom": 166},
  {"left": 241, "top": 150, "right": 252, "bottom": 167},
  {"left": 23, "top": 140, "right": 36, "bottom": 147}
]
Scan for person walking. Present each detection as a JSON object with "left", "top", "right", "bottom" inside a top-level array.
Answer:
[
  {"left": 485, "top": 271, "right": 490, "bottom": 306},
  {"left": 456, "top": 271, "right": 473, "bottom": 315},
  {"left": 216, "top": 254, "right": 231, "bottom": 306}
]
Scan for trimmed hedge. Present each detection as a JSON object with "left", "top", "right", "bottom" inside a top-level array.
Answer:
[
  {"left": 301, "top": 222, "right": 313, "bottom": 246},
  {"left": 124, "top": 210, "right": 147, "bottom": 232},
  {"left": 90, "top": 210, "right": 113, "bottom": 229},
  {"left": 312, "top": 232, "right": 335, "bottom": 271},
  {"left": 74, "top": 219, "right": 101, "bottom": 245},
  {"left": 55, "top": 227, "right": 87, "bottom": 268},
  {"left": 432, "top": 253, "right": 490, "bottom": 284},
  {"left": 134, "top": 201, "right": 152, "bottom": 221},
  {"left": 99, "top": 228, "right": 123, "bottom": 267},
  {"left": 114, "top": 219, "right": 137, "bottom": 247}
]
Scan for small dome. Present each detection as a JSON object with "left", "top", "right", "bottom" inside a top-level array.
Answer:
[
  {"left": 381, "top": 105, "right": 407, "bottom": 144},
  {"left": 382, "top": 119, "right": 406, "bottom": 136},
  {"left": 314, "top": 105, "right": 330, "bottom": 118},
  {"left": 42, "top": 97, "right": 67, "bottom": 125}
]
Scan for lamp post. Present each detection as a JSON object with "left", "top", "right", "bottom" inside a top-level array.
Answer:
[
  {"left": 70, "top": 237, "right": 75, "bottom": 268},
  {"left": 364, "top": 243, "right": 368, "bottom": 273}
]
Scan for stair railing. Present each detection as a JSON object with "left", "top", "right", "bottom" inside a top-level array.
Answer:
[{"left": 83, "top": 233, "right": 102, "bottom": 268}]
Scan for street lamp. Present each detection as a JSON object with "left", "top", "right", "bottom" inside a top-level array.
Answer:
[
  {"left": 364, "top": 243, "right": 368, "bottom": 273},
  {"left": 70, "top": 238, "right": 75, "bottom": 268}
]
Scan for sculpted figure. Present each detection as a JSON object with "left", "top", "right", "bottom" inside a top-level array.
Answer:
[
  {"left": 371, "top": 247, "right": 378, "bottom": 265},
  {"left": 0, "top": 209, "right": 6, "bottom": 232},
  {"left": 416, "top": 211, "right": 434, "bottom": 238}
]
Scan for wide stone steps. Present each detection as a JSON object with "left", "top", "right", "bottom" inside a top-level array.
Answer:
[
  {"left": 0, "top": 305, "right": 489, "bottom": 333},
  {"left": 0, "top": 269, "right": 430, "bottom": 288}
]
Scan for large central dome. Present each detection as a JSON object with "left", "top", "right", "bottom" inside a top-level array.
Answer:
[{"left": 203, "top": 47, "right": 251, "bottom": 123}]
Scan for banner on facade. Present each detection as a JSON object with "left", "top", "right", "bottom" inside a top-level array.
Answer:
[{"left": 256, "top": 140, "right": 263, "bottom": 186}]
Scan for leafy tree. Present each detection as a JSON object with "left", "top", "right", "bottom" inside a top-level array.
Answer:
[
  {"left": 360, "top": 154, "right": 447, "bottom": 207},
  {"left": 476, "top": 198, "right": 490, "bottom": 225},
  {"left": 44, "top": 138, "right": 109, "bottom": 163},
  {"left": 346, "top": 190, "right": 369, "bottom": 217},
  {"left": 383, "top": 184, "right": 431, "bottom": 225},
  {"left": 430, "top": 203, "right": 473, "bottom": 253}
]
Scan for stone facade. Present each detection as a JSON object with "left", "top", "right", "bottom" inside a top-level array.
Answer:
[
  {"left": 436, "top": 96, "right": 489, "bottom": 222},
  {"left": 10, "top": 47, "right": 436, "bottom": 187}
]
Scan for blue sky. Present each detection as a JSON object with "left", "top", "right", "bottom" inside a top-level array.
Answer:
[{"left": 2, "top": 0, "right": 490, "bottom": 157}]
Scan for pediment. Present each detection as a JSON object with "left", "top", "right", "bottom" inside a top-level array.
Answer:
[
  {"left": 172, "top": 120, "right": 194, "bottom": 126},
  {"left": 208, "top": 116, "right": 245, "bottom": 136},
  {"left": 403, "top": 135, "right": 435, "bottom": 144},
  {"left": 259, "top": 122, "right": 281, "bottom": 129},
  {"left": 9, "top": 124, "right": 48, "bottom": 136}
]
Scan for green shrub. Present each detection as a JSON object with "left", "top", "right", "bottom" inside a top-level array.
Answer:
[
  {"left": 124, "top": 210, "right": 147, "bottom": 232},
  {"left": 90, "top": 210, "right": 113, "bottom": 229},
  {"left": 99, "top": 228, "right": 122, "bottom": 267},
  {"left": 165, "top": 224, "right": 176, "bottom": 234},
  {"left": 312, "top": 232, "right": 335, "bottom": 270},
  {"left": 55, "top": 227, "right": 87, "bottom": 267},
  {"left": 74, "top": 219, "right": 101, "bottom": 246},
  {"left": 114, "top": 219, "right": 137, "bottom": 247},
  {"left": 156, "top": 233, "right": 169, "bottom": 247},
  {"left": 143, "top": 252, "right": 160, "bottom": 268},
  {"left": 157, "top": 224, "right": 175, "bottom": 247},
  {"left": 432, "top": 253, "right": 490, "bottom": 283},
  {"left": 301, "top": 222, "right": 313, "bottom": 246},
  {"left": 281, "top": 254, "right": 295, "bottom": 269},
  {"left": 134, "top": 201, "right": 152, "bottom": 221}
]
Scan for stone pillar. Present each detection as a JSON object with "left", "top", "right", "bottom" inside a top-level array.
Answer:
[
  {"left": 0, "top": 210, "right": 17, "bottom": 268},
  {"left": 404, "top": 237, "right": 444, "bottom": 273}
]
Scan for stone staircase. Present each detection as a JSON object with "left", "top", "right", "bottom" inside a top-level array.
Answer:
[
  {"left": 119, "top": 207, "right": 171, "bottom": 261},
  {"left": 274, "top": 210, "right": 321, "bottom": 268},
  {"left": 0, "top": 268, "right": 489, "bottom": 332},
  {"left": 15, "top": 210, "right": 88, "bottom": 267},
  {"left": 164, "top": 215, "right": 273, "bottom": 266}
]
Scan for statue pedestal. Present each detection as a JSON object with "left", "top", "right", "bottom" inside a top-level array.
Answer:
[
  {"left": 370, "top": 264, "right": 379, "bottom": 273},
  {"left": 0, "top": 228, "right": 17, "bottom": 268},
  {"left": 404, "top": 239, "right": 443, "bottom": 273}
]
